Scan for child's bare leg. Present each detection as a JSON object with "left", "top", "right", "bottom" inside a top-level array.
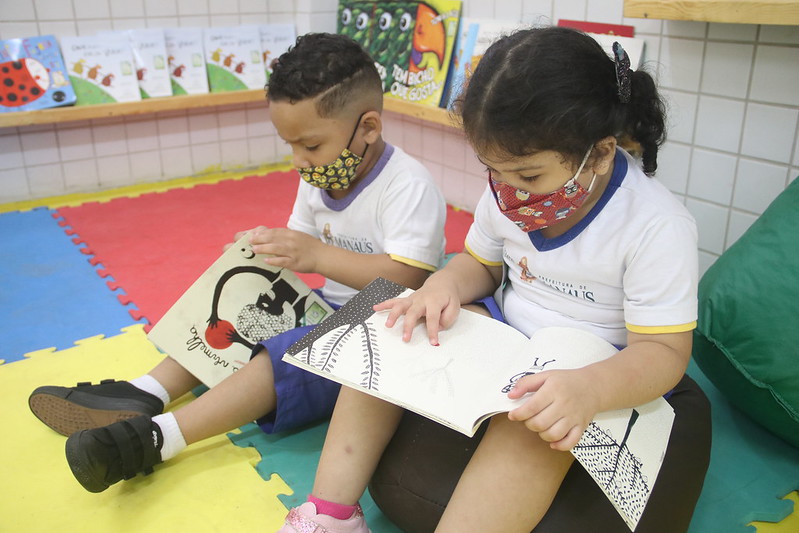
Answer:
[
  {"left": 171, "top": 350, "right": 277, "bottom": 444},
  {"left": 147, "top": 356, "right": 203, "bottom": 401},
  {"left": 436, "top": 415, "right": 574, "bottom": 532},
  {"left": 312, "top": 386, "right": 404, "bottom": 505}
]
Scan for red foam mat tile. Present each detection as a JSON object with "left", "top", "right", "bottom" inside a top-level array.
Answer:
[{"left": 55, "top": 171, "right": 473, "bottom": 329}]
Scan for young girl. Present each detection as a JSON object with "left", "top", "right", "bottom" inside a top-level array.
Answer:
[{"left": 279, "top": 26, "right": 698, "bottom": 533}]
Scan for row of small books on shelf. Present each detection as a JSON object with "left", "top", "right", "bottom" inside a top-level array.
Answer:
[
  {"left": 0, "top": 24, "right": 296, "bottom": 113},
  {"left": 335, "top": 0, "right": 645, "bottom": 110}
]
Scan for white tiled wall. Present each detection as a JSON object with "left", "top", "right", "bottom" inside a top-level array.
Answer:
[{"left": 1, "top": 0, "right": 798, "bottom": 275}]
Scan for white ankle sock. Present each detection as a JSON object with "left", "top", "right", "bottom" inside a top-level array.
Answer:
[
  {"left": 151, "top": 412, "right": 187, "bottom": 461},
  {"left": 130, "top": 375, "right": 171, "bottom": 405}
]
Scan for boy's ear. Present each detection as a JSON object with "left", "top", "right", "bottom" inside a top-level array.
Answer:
[
  {"left": 592, "top": 136, "right": 617, "bottom": 174},
  {"left": 360, "top": 110, "right": 382, "bottom": 144}
]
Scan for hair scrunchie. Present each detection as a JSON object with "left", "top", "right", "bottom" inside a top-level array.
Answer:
[{"left": 612, "top": 41, "right": 632, "bottom": 104}]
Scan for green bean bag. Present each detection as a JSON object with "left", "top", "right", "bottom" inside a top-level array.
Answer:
[{"left": 693, "top": 177, "right": 799, "bottom": 448}]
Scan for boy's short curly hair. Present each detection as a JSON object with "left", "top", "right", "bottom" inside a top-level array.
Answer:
[{"left": 267, "top": 33, "right": 383, "bottom": 117}]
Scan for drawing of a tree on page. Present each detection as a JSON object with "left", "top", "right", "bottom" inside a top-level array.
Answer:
[
  {"left": 289, "top": 277, "right": 407, "bottom": 390},
  {"left": 298, "top": 321, "right": 383, "bottom": 390}
]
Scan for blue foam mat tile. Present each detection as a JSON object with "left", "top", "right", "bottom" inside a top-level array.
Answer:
[
  {"left": 0, "top": 208, "right": 146, "bottom": 362},
  {"left": 687, "top": 360, "right": 799, "bottom": 533}
]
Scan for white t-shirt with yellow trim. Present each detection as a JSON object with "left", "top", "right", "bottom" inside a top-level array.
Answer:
[
  {"left": 465, "top": 149, "right": 698, "bottom": 347},
  {"left": 289, "top": 144, "right": 446, "bottom": 306}
]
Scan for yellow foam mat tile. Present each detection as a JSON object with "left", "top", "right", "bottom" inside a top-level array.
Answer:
[
  {"left": 0, "top": 161, "right": 293, "bottom": 214},
  {"left": 752, "top": 492, "right": 799, "bottom": 532},
  {"left": 0, "top": 324, "right": 290, "bottom": 532}
]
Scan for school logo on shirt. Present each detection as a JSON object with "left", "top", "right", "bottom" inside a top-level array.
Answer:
[
  {"left": 321, "top": 223, "right": 375, "bottom": 253},
  {"left": 536, "top": 274, "right": 596, "bottom": 302}
]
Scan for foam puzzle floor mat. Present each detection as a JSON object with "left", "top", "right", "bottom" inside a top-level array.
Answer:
[
  {"left": 0, "top": 207, "right": 146, "bottom": 362},
  {"left": 0, "top": 325, "right": 290, "bottom": 532},
  {"left": 1, "top": 168, "right": 796, "bottom": 532}
]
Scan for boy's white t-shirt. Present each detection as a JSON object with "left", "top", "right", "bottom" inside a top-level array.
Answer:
[
  {"left": 288, "top": 144, "right": 447, "bottom": 306},
  {"left": 465, "top": 149, "right": 698, "bottom": 347}
]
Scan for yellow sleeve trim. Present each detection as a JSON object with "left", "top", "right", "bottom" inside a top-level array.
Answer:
[
  {"left": 464, "top": 243, "right": 504, "bottom": 267},
  {"left": 626, "top": 321, "right": 697, "bottom": 334},
  {"left": 389, "top": 254, "right": 438, "bottom": 272}
]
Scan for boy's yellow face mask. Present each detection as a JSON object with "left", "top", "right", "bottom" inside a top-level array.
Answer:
[{"left": 298, "top": 114, "right": 367, "bottom": 190}]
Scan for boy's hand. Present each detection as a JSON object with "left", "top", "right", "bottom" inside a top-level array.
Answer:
[
  {"left": 373, "top": 285, "right": 461, "bottom": 345},
  {"left": 223, "top": 229, "right": 257, "bottom": 251},
  {"left": 248, "top": 226, "right": 322, "bottom": 273},
  {"left": 507, "top": 367, "right": 600, "bottom": 451}
]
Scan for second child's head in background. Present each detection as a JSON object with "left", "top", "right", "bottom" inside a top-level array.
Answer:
[
  {"left": 267, "top": 33, "right": 385, "bottom": 194},
  {"left": 454, "top": 26, "right": 666, "bottom": 232}
]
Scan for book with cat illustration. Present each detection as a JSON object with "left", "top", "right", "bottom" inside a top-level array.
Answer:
[
  {"left": 148, "top": 233, "right": 334, "bottom": 388},
  {"left": 283, "top": 277, "right": 675, "bottom": 531}
]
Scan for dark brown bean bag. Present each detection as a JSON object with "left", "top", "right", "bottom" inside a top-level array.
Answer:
[{"left": 369, "top": 373, "right": 711, "bottom": 533}]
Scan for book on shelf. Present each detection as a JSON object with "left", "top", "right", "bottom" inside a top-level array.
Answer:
[
  {"left": 147, "top": 233, "right": 335, "bottom": 388},
  {"left": 164, "top": 27, "right": 209, "bottom": 95},
  {"left": 337, "top": 0, "right": 462, "bottom": 108},
  {"left": 442, "top": 18, "right": 522, "bottom": 108},
  {"left": 259, "top": 24, "right": 296, "bottom": 80},
  {"left": 59, "top": 34, "right": 141, "bottom": 105},
  {"left": 203, "top": 26, "right": 266, "bottom": 92},
  {"left": 284, "top": 277, "right": 675, "bottom": 531},
  {"left": 0, "top": 34, "right": 77, "bottom": 112},
  {"left": 558, "top": 19, "right": 645, "bottom": 69},
  {"left": 125, "top": 29, "right": 172, "bottom": 99}
]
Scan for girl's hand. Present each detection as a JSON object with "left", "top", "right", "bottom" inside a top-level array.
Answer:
[
  {"left": 507, "top": 367, "right": 600, "bottom": 451},
  {"left": 248, "top": 226, "right": 322, "bottom": 273},
  {"left": 373, "top": 285, "right": 461, "bottom": 345}
]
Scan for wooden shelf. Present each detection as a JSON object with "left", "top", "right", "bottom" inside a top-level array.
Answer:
[
  {"left": 383, "top": 98, "right": 456, "bottom": 128},
  {"left": 0, "top": 88, "right": 457, "bottom": 129},
  {"left": 0, "top": 89, "right": 267, "bottom": 128},
  {"left": 624, "top": 0, "right": 799, "bottom": 25}
]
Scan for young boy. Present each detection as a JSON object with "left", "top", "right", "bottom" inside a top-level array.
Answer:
[{"left": 28, "top": 33, "right": 447, "bottom": 498}]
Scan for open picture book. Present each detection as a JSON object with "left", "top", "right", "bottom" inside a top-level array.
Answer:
[
  {"left": 148, "top": 233, "right": 334, "bottom": 388},
  {"left": 283, "top": 277, "right": 675, "bottom": 531}
]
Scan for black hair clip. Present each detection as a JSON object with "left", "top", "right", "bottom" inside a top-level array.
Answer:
[{"left": 612, "top": 41, "right": 632, "bottom": 104}]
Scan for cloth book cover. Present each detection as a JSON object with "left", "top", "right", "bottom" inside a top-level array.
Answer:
[
  {"left": 148, "top": 233, "right": 335, "bottom": 388},
  {"left": 59, "top": 35, "right": 141, "bottom": 105},
  {"left": 284, "top": 277, "right": 675, "bottom": 531},
  {"left": 443, "top": 18, "right": 522, "bottom": 108},
  {"left": 164, "top": 28, "right": 209, "bottom": 95},
  {"left": 337, "top": 0, "right": 462, "bottom": 108},
  {"left": 259, "top": 24, "right": 296, "bottom": 80},
  {"left": 204, "top": 26, "right": 266, "bottom": 92},
  {"left": 0, "top": 34, "right": 76, "bottom": 112}
]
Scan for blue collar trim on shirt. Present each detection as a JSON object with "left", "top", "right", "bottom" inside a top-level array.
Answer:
[
  {"left": 527, "top": 149, "right": 627, "bottom": 251},
  {"left": 321, "top": 143, "right": 395, "bottom": 211}
]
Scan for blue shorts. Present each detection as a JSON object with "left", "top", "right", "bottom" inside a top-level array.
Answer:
[
  {"left": 252, "top": 294, "right": 342, "bottom": 434},
  {"left": 252, "top": 325, "right": 341, "bottom": 434}
]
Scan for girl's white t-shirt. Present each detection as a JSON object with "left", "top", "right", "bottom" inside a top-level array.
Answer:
[{"left": 465, "top": 149, "right": 698, "bottom": 347}]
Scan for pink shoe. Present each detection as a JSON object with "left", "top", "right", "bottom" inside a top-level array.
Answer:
[{"left": 277, "top": 502, "right": 371, "bottom": 533}]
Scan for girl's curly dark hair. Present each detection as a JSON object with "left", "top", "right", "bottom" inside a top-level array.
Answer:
[{"left": 453, "top": 26, "right": 666, "bottom": 175}]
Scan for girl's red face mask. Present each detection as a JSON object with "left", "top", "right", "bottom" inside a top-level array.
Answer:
[{"left": 488, "top": 148, "right": 596, "bottom": 232}]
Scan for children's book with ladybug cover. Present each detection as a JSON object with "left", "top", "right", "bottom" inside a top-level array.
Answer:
[
  {"left": 203, "top": 26, "right": 266, "bottom": 92},
  {"left": 163, "top": 27, "right": 209, "bottom": 96},
  {"left": 284, "top": 277, "right": 676, "bottom": 532},
  {"left": 0, "top": 34, "right": 77, "bottom": 113},
  {"left": 147, "top": 233, "right": 334, "bottom": 388},
  {"left": 59, "top": 34, "right": 141, "bottom": 105},
  {"left": 337, "top": 0, "right": 462, "bottom": 108}
]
